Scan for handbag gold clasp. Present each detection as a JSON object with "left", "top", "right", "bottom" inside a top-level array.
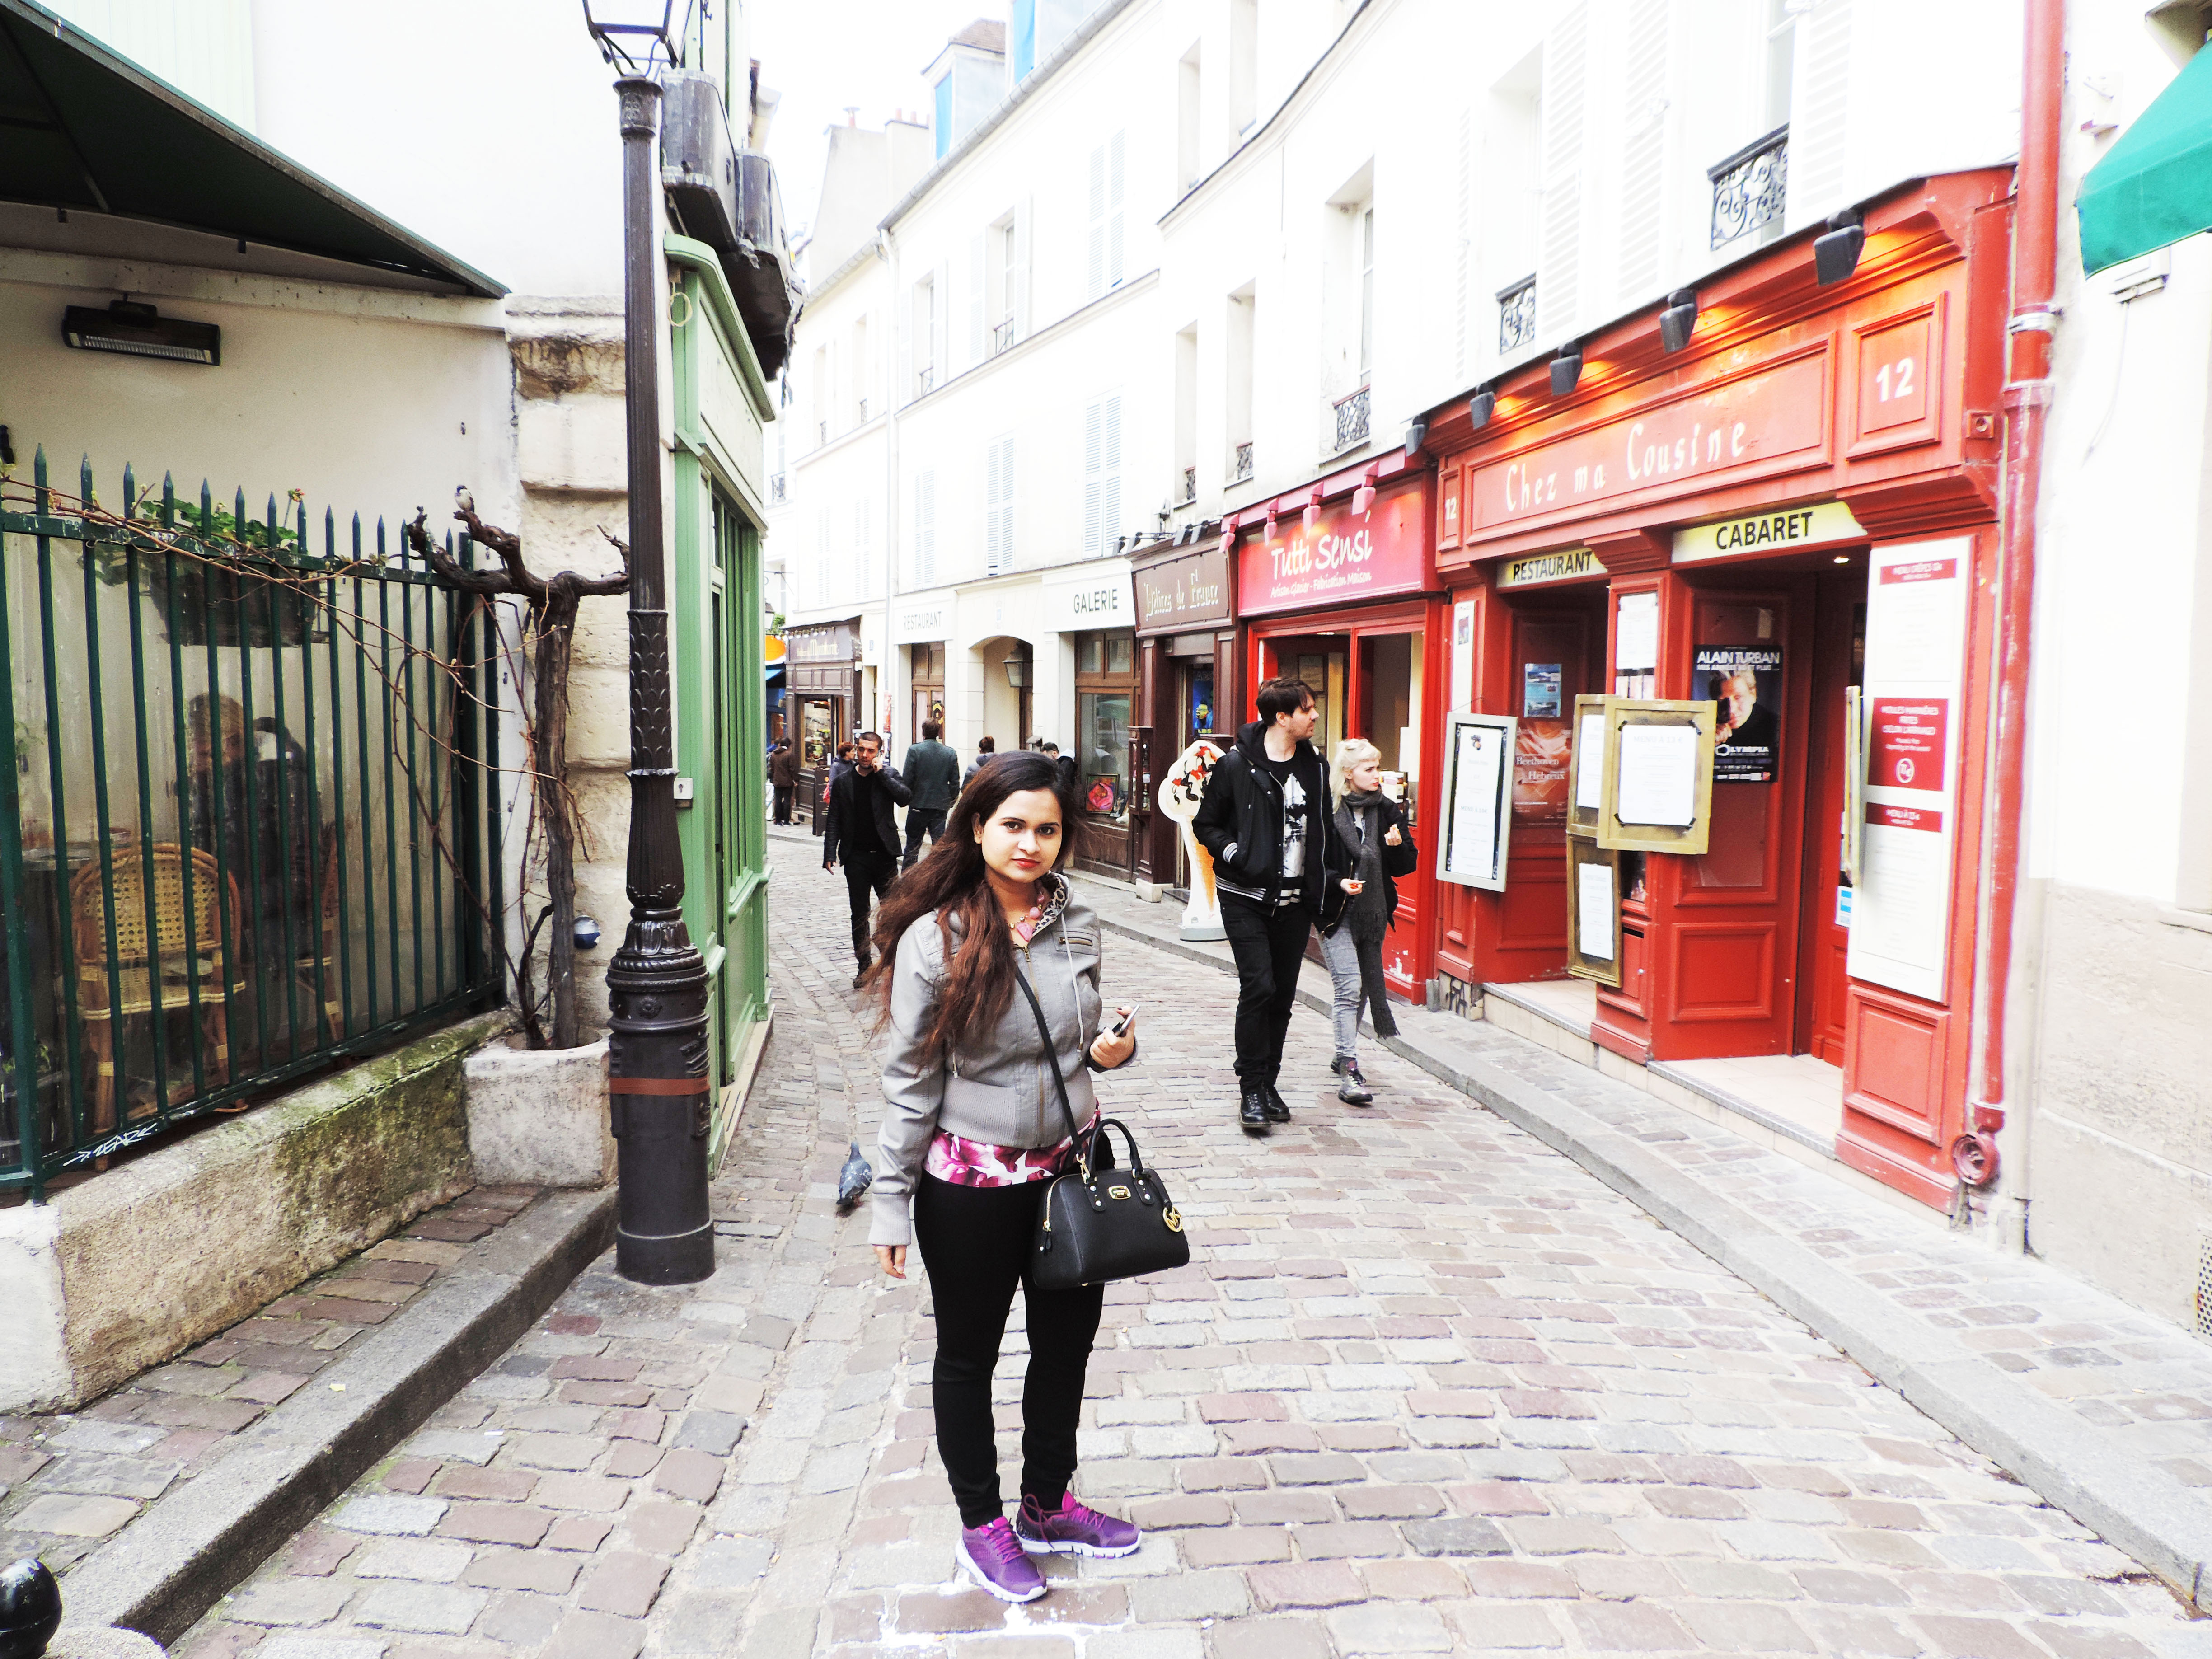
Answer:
[{"left": 1164, "top": 1206, "right": 1183, "bottom": 1232}]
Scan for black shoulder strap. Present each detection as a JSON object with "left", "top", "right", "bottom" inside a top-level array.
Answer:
[{"left": 1013, "top": 967, "right": 1087, "bottom": 1148}]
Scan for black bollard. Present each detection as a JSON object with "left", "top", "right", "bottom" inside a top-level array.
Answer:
[{"left": 0, "top": 1558, "right": 60, "bottom": 1659}]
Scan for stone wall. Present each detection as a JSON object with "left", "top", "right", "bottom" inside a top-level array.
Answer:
[{"left": 2028, "top": 883, "right": 2212, "bottom": 1331}]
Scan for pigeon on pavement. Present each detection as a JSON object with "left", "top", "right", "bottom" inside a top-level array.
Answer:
[{"left": 836, "top": 1142, "right": 873, "bottom": 1211}]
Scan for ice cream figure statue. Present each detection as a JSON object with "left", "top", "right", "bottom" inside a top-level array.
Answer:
[{"left": 1158, "top": 738, "right": 1228, "bottom": 941}]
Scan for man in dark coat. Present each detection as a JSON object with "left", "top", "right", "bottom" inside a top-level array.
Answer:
[
  {"left": 1044, "top": 741, "right": 1078, "bottom": 798},
  {"left": 822, "top": 732, "right": 911, "bottom": 986},
  {"left": 1191, "top": 676, "right": 1342, "bottom": 1133},
  {"left": 899, "top": 718, "right": 961, "bottom": 868},
  {"left": 769, "top": 740, "right": 801, "bottom": 825}
]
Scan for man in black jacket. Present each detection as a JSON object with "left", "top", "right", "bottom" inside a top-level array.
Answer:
[
  {"left": 899, "top": 718, "right": 961, "bottom": 868},
  {"left": 1192, "top": 677, "right": 1342, "bottom": 1132},
  {"left": 823, "top": 731, "right": 911, "bottom": 986}
]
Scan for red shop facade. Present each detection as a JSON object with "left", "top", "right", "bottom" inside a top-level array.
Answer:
[
  {"left": 1425, "top": 170, "right": 2013, "bottom": 1207},
  {"left": 1234, "top": 458, "right": 1442, "bottom": 1003}
]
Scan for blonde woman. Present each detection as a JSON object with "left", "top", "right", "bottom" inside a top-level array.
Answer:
[{"left": 1318, "top": 739, "right": 1417, "bottom": 1104}]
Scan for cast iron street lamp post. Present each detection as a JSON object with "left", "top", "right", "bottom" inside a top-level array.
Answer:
[{"left": 585, "top": 3, "right": 715, "bottom": 1285}]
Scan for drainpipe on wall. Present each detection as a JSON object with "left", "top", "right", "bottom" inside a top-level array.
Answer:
[{"left": 1966, "top": 0, "right": 2064, "bottom": 1204}]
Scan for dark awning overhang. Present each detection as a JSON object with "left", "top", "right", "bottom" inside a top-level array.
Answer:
[
  {"left": 2078, "top": 44, "right": 2212, "bottom": 276},
  {"left": 0, "top": 0, "right": 504, "bottom": 297}
]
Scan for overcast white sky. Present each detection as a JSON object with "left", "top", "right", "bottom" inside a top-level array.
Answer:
[{"left": 752, "top": 0, "right": 994, "bottom": 240}]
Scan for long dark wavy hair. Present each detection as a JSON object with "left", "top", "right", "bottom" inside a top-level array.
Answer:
[{"left": 867, "top": 750, "right": 1075, "bottom": 1062}]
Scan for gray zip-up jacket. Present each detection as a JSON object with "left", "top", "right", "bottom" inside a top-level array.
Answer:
[{"left": 871, "top": 881, "right": 1116, "bottom": 1247}]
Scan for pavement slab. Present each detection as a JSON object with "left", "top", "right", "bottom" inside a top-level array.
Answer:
[{"left": 171, "top": 839, "right": 2209, "bottom": 1657}]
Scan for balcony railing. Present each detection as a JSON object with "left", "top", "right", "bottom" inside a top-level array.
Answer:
[
  {"left": 1233, "top": 442, "right": 1254, "bottom": 483},
  {"left": 915, "top": 366, "right": 935, "bottom": 398},
  {"left": 858, "top": 398, "right": 869, "bottom": 423},
  {"left": 1180, "top": 466, "right": 1197, "bottom": 506},
  {"left": 1710, "top": 126, "right": 1788, "bottom": 252},
  {"left": 817, "top": 419, "right": 828, "bottom": 446},
  {"left": 770, "top": 473, "right": 786, "bottom": 505},
  {"left": 0, "top": 452, "right": 504, "bottom": 1199},
  {"left": 1332, "top": 385, "right": 1372, "bottom": 454},
  {"left": 991, "top": 318, "right": 1014, "bottom": 356},
  {"left": 1498, "top": 275, "right": 1537, "bottom": 355}
]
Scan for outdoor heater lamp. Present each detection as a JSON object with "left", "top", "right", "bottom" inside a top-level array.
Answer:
[
  {"left": 1467, "top": 385, "right": 1496, "bottom": 429},
  {"left": 584, "top": 0, "right": 717, "bottom": 1286},
  {"left": 63, "top": 300, "right": 220, "bottom": 366},
  {"left": 1550, "top": 343, "right": 1584, "bottom": 397},
  {"left": 1659, "top": 288, "right": 1699, "bottom": 353},
  {"left": 1814, "top": 209, "right": 1866, "bottom": 286}
]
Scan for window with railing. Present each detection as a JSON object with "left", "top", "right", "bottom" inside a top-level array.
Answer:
[
  {"left": 991, "top": 318, "right": 1014, "bottom": 356},
  {"left": 1332, "top": 386, "right": 1371, "bottom": 454},
  {"left": 770, "top": 473, "right": 786, "bottom": 504},
  {"left": 916, "top": 366, "right": 934, "bottom": 398},
  {"left": 1181, "top": 466, "right": 1197, "bottom": 505},
  {"left": 858, "top": 398, "right": 869, "bottom": 423},
  {"left": 0, "top": 453, "right": 505, "bottom": 1200},
  {"left": 1710, "top": 126, "right": 1788, "bottom": 252},
  {"left": 818, "top": 419, "right": 829, "bottom": 446},
  {"left": 1498, "top": 275, "right": 1537, "bottom": 355},
  {"left": 1233, "top": 442, "right": 1254, "bottom": 483}
]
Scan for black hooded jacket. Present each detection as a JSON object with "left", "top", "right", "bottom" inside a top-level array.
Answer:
[{"left": 1191, "top": 720, "right": 1342, "bottom": 911}]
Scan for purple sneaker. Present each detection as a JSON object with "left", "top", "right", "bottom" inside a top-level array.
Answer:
[
  {"left": 957, "top": 1516, "right": 1047, "bottom": 1602},
  {"left": 1015, "top": 1493, "right": 1142, "bottom": 1558}
]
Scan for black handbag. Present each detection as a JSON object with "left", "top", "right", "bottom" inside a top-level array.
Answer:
[{"left": 1012, "top": 970, "right": 1190, "bottom": 1290}]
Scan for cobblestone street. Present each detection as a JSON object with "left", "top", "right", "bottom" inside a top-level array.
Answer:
[{"left": 174, "top": 852, "right": 2209, "bottom": 1659}]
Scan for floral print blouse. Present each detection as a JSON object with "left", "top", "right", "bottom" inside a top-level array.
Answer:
[{"left": 924, "top": 1114, "right": 1097, "bottom": 1187}]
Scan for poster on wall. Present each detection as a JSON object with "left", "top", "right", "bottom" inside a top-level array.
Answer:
[
  {"left": 1522, "top": 663, "right": 1561, "bottom": 718},
  {"left": 1513, "top": 719, "right": 1571, "bottom": 823},
  {"left": 1849, "top": 541, "right": 1970, "bottom": 1001},
  {"left": 1440, "top": 713, "right": 1517, "bottom": 890},
  {"left": 1694, "top": 646, "right": 1784, "bottom": 781},
  {"left": 1450, "top": 600, "right": 1475, "bottom": 712}
]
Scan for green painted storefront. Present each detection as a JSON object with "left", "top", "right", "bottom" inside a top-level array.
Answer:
[{"left": 666, "top": 234, "right": 774, "bottom": 1168}]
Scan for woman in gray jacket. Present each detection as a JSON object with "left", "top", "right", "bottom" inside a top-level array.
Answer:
[{"left": 865, "top": 750, "right": 1142, "bottom": 1604}]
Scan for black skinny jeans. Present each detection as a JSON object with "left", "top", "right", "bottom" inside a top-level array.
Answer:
[
  {"left": 1219, "top": 895, "right": 1315, "bottom": 1088},
  {"left": 842, "top": 849, "right": 897, "bottom": 965},
  {"left": 914, "top": 1174, "right": 1105, "bottom": 1528}
]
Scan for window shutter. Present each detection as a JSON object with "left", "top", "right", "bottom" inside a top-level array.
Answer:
[
  {"left": 1789, "top": 0, "right": 1853, "bottom": 229},
  {"left": 1087, "top": 143, "right": 1107, "bottom": 301},
  {"left": 1101, "top": 393, "right": 1123, "bottom": 554},
  {"left": 1538, "top": 4, "right": 1587, "bottom": 340},
  {"left": 1083, "top": 398, "right": 1103, "bottom": 555},
  {"left": 1107, "top": 129, "right": 1126, "bottom": 289},
  {"left": 915, "top": 470, "right": 937, "bottom": 587},
  {"left": 987, "top": 436, "right": 1016, "bottom": 573},
  {"left": 1617, "top": 0, "right": 1669, "bottom": 301},
  {"left": 969, "top": 233, "right": 986, "bottom": 365},
  {"left": 1011, "top": 198, "right": 1033, "bottom": 340}
]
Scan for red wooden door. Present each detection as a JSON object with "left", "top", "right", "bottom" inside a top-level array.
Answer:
[
  {"left": 1794, "top": 570, "right": 1867, "bottom": 1063},
  {"left": 1489, "top": 595, "right": 1601, "bottom": 982}
]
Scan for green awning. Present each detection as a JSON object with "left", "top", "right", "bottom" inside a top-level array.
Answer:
[
  {"left": 0, "top": 0, "right": 502, "bottom": 296},
  {"left": 2078, "top": 44, "right": 2212, "bottom": 275}
]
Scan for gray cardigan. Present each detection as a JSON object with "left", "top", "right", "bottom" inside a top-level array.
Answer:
[{"left": 871, "top": 886, "right": 1113, "bottom": 1247}]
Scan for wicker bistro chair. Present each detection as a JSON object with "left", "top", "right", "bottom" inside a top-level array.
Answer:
[
  {"left": 70, "top": 844, "right": 247, "bottom": 1135},
  {"left": 294, "top": 822, "right": 344, "bottom": 1046}
]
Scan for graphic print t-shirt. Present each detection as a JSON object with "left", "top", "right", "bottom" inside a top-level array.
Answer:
[{"left": 1259, "top": 753, "right": 1307, "bottom": 884}]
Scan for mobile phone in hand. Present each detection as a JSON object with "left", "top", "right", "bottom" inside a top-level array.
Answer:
[{"left": 1107, "top": 1004, "right": 1142, "bottom": 1038}]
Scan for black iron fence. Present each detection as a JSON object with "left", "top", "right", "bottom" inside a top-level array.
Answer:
[{"left": 0, "top": 451, "right": 505, "bottom": 1200}]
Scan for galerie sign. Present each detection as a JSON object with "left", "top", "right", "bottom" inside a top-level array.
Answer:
[{"left": 1236, "top": 484, "right": 1429, "bottom": 617}]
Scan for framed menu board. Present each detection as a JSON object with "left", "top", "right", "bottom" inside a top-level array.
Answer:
[
  {"left": 1567, "top": 694, "right": 1612, "bottom": 841},
  {"left": 1565, "top": 838, "right": 1623, "bottom": 986},
  {"left": 1438, "top": 713, "right": 1518, "bottom": 890},
  {"left": 1597, "top": 699, "right": 1716, "bottom": 856}
]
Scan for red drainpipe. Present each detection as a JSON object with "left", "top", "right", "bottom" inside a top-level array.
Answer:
[{"left": 1963, "top": 0, "right": 2064, "bottom": 1185}]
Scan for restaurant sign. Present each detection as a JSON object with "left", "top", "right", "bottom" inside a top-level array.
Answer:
[
  {"left": 1466, "top": 348, "right": 1829, "bottom": 540},
  {"left": 1236, "top": 483, "right": 1429, "bottom": 617},
  {"left": 1499, "top": 548, "right": 1605, "bottom": 588}
]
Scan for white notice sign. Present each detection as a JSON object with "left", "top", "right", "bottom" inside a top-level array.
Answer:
[
  {"left": 1616, "top": 724, "right": 1699, "bottom": 827},
  {"left": 1574, "top": 713, "right": 1606, "bottom": 809},
  {"left": 1446, "top": 722, "right": 1505, "bottom": 884},
  {"left": 1848, "top": 539, "right": 1969, "bottom": 1002},
  {"left": 1578, "top": 861, "right": 1617, "bottom": 961}
]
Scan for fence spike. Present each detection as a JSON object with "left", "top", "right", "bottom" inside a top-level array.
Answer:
[
  {"left": 325, "top": 506, "right": 336, "bottom": 560},
  {"left": 162, "top": 472, "right": 176, "bottom": 528},
  {"left": 33, "top": 445, "right": 47, "bottom": 512},
  {"left": 80, "top": 454, "right": 94, "bottom": 506},
  {"left": 122, "top": 463, "right": 136, "bottom": 518},
  {"left": 199, "top": 479, "right": 214, "bottom": 537}
]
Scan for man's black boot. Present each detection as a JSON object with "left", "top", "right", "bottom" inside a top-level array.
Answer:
[
  {"left": 1263, "top": 1081, "right": 1292, "bottom": 1123},
  {"left": 1239, "top": 1089, "right": 1271, "bottom": 1133}
]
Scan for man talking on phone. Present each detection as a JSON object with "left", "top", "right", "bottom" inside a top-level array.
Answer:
[{"left": 823, "top": 732, "right": 912, "bottom": 987}]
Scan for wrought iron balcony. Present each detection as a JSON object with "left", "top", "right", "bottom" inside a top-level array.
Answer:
[
  {"left": 1498, "top": 275, "right": 1537, "bottom": 355},
  {"left": 1181, "top": 466, "right": 1197, "bottom": 505},
  {"left": 858, "top": 398, "right": 868, "bottom": 423},
  {"left": 1709, "top": 126, "right": 1788, "bottom": 252},
  {"left": 992, "top": 318, "right": 1014, "bottom": 355},
  {"left": 1233, "top": 442, "right": 1254, "bottom": 483},
  {"left": 770, "top": 473, "right": 786, "bottom": 504},
  {"left": 1332, "top": 385, "right": 1371, "bottom": 453},
  {"left": 915, "top": 366, "right": 934, "bottom": 398}
]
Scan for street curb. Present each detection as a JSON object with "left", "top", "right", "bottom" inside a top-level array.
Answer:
[
  {"left": 1090, "top": 908, "right": 2212, "bottom": 1611},
  {"left": 61, "top": 1186, "right": 619, "bottom": 1645}
]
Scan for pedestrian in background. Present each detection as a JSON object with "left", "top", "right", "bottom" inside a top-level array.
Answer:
[
  {"left": 1043, "top": 740, "right": 1078, "bottom": 798},
  {"left": 1193, "top": 676, "right": 1341, "bottom": 1132},
  {"left": 962, "top": 733, "right": 998, "bottom": 791},
  {"left": 1319, "top": 739, "right": 1416, "bottom": 1105},
  {"left": 769, "top": 739, "right": 800, "bottom": 825},
  {"left": 866, "top": 751, "right": 1141, "bottom": 1604},
  {"left": 823, "top": 733, "right": 910, "bottom": 987},
  {"left": 900, "top": 718, "right": 961, "bottom": 869}
]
